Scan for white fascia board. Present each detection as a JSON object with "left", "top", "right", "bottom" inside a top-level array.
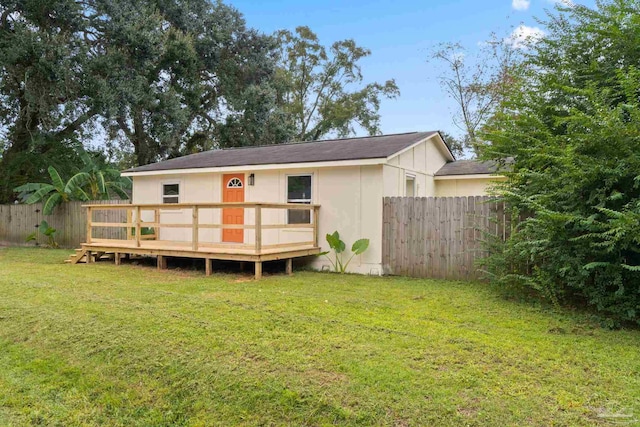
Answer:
[
  {"left": 434, "top": 174, "right": 505, "bottom": 180},
  {"left": 122, "top": 157, "right": 386, "bottom": 177}
]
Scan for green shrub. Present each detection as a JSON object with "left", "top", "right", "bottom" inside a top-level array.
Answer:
[
  {"left": 480, "top": 1, "right": 640, "bottom": 326},
  {"left": 319, "top": 231, "right": 369, "bottom": 273}
]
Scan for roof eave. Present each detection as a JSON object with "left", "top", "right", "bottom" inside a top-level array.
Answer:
[
  {"left": 434, "top": 173, "right": 506, "bottom": 180},
  {"left": 122, "top": 157, "right": 387, "bottom": 177}
]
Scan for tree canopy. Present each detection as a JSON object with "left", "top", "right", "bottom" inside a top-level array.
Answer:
[
  {"left": 430, "top": 35, "right": 520, "bottom": 156},
  {"left": 97, "top": 0, "right": 292, "bottom": 160},
  {"left": 0, "top": 0, "right": 98, "bottom": 202},
  {"left": 0, "top": 3, "right": 407, "bottom": 205},
  {"left": 0, "top": 0, "right": 292, "bottom": 202},
  {"left": 481, "top": 0, "right": 640, "bottom": 325}
]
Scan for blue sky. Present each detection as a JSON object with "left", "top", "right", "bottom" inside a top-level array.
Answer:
[{"left": 230, "top": 0, "right": 592, "bottom": 138}]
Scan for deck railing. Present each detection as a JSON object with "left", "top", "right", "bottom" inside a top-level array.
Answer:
[{"left": 83, "top": 202, "right": 320, "bottom": 254}]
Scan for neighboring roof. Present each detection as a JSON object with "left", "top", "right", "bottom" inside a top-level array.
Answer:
[
  {"left": 435, "top": 159, "right": 511, "bottom": 176},
  {"left": 124, "top": 131, "right": 443, "bottom": 174}
]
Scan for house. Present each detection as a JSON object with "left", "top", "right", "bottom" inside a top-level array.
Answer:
[
  {"left": 434, "top": 159, "right": 507, "bottom": 197},
  {"left": 114, "top": 131, "right": 503, "bottom": 275}
]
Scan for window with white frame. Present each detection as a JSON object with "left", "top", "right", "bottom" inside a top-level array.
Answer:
[
  {"left": 287, "top": 174, "right": 312, "bottom": 224},
  {"left": 405, "top": 174, "right": 416, "bottom": 197},
  {"left": 162, "top": 183, "right": 180, "bottom": 204}
]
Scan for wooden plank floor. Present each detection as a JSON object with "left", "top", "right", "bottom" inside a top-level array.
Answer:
[{"left": 81, "top": 239, "right": 321, "bottom": 264}]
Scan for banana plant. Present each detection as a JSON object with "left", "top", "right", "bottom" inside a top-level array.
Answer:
[
  {"left": 319, "top": 231, "right": 370, "bottom": 273},
  {"left": 14, "top": 148, "right": 131, "bottom": 214},
  {"left": 65, "top": 149, "right": 131, "bottom": 200},
  {"left": 26, "top": 220, "right": 59, "bottom": 248},
  {"left": 14, "top": 166, "right": 74, "bottom": 214}
]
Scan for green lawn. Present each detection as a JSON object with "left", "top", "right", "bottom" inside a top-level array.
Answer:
[{"left": 0, "top": 248, "right": 638, "bottom": 426}]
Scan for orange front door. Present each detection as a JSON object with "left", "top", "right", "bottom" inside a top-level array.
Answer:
[{"left": 222, "top": 174, "right": 245, "bottom": 243}]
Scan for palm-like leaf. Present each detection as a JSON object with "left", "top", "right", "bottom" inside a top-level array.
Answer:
[
  {"left": 120, "top": 176, "right": 132, "bottom": 189},
  {"left": 25, "top": 184, "right": 56, "bottom": 204},
  {"left": 78, "top": 148, "right": 93, "bottom": 171},
  {"left": 103, "top": 168, "right": 123, "bottom": 180},
  {"left": 74, "top": 187, "right": 91, "bottom": 201},
  {"left": 14, "top": 182, "right": 47, "bottom": 202},
  {"left": 48, "top": 166, "right": 65, "bottom": 192},
  {"left": 43, "top": 193, "right": 63, "bottom": 215},
  {"left": 107, "top": 183, "right": 129, "bottom": 200},
  {"left": 95, "top": 171, "right": 106, "bottom": 195},
  {"left": 65, "top": 172, "right": 91, "bottom": 194},
  {"left": 14, "top": 182, "right": 46, "bottom": 193}
]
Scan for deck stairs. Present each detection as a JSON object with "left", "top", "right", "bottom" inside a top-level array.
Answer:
[{"left": 65, "top": 248, "right": 114, "bottom": 264}]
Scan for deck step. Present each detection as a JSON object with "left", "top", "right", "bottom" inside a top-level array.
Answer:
[
  {"left": 67, "top": 249, "right": 116, "bottom": 264},
  {"left": 67, "top": 248, "right": 88, "bottom": 264}
]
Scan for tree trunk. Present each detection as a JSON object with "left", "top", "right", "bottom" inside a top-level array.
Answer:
[
  {"left": 0, "top": 103, "right": 40, "bottom": 203},
  {"left": 132, "top": 109, "right": 153, "bottom": 167}
]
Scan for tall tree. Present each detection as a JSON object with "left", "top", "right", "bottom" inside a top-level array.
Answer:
[
  {"left": 96, "top": 0, "right": 290, "bottom": 164},
  {"left": 481, "top": 0, "right": 640, "bottom": 325},
  {"left": 0, "top": 0, "right": 99, "bottom": 202},
  {"left": 430, "top": 36, "right": 519, "bottom": 155},
  {"left": 276, "top": 26, "right": 399, "bottom": 142},
  {"left": 0, "top": 0, "right": 291, "bottom": 198}
]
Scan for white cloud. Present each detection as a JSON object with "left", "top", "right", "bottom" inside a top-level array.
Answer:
[
  {"left": 549, "top": 0, "right": 575, "bottom": 6},
  {"left": 506, "top": 24, "right": 546, "bottom": 49},
  {"left": 512, "top": 0, "right": 531, "bottom": 11}
]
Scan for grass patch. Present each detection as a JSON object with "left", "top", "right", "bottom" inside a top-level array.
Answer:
[{"left": 0, "top": 247, "right": 639, "bottom": 426}]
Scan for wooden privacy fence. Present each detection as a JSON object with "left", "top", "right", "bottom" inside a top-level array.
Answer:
[
  {"left": 0, "top": 200, "right": 130, "bottom": 249},
  {"left": 382, "top": 196, "right": 510, "bottom": 280}
]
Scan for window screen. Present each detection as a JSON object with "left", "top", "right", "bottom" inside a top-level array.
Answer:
[
  {"left": 287, "top": 175, "right": 311, "bottom": 224},
  {"left": 162, "top": 183, "right": 179, "bottom": 204}
]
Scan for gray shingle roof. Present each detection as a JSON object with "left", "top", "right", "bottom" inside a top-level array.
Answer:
[
  {"left": 124, "top": 131, "right": 441, "bottom": 173},
  {"left": 435, "top": 159, "right": 510, "bottom": 176}
]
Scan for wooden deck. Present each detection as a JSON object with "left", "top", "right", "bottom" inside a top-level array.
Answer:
[{"left": 74, "top": 202, "right": 321, "bottom": 279}]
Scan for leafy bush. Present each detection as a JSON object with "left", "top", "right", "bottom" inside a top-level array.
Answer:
[
  {"left": 480, "top": 1, "right": 640, "bottom": 326},
  {"left": 26, "top": 220, "right": 59, "bottom": 248}
]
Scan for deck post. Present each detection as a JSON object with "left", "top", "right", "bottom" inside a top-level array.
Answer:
[
  {"left": 153, "top": 208, "right": 159, "bottom": 240},
  {"left": 127, "top": 208, "right": 133, "bottom": 240},
  {"left": 135, "top": 206, "right": 141, "bottom": 247},
  {"left": 86, "top": 250, "right": 93, "bottom": 263},
  {"left": 255, "top": 261, "right": 262, "bottom": 280},
  {"left": 205, "top": 258, "right": 212, "bottom": 276},
  {"left": 114, "top": 252, "right": 121, "bottom": 266},
  {"left": 192, "top": 205, "right": 199, "bottom": 251},
  {"left": 255, "top": 205, "right": 262, "bottom": 254},
  {"left": 157, "top": 255, "right": 167, "bottom": 270},
  {"left": 286, "top": 258, "right": 293, "bottom": 275},
  {"left": 313, "top": 206, "right": 319, "bottom": 247},
  {"left": 86, "top": 207, "right": 92, "bottom": 244}
]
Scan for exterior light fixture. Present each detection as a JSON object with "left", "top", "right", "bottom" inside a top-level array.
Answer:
[{"left": 248, "top": 173, "right": 255, "bottom": 186}]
